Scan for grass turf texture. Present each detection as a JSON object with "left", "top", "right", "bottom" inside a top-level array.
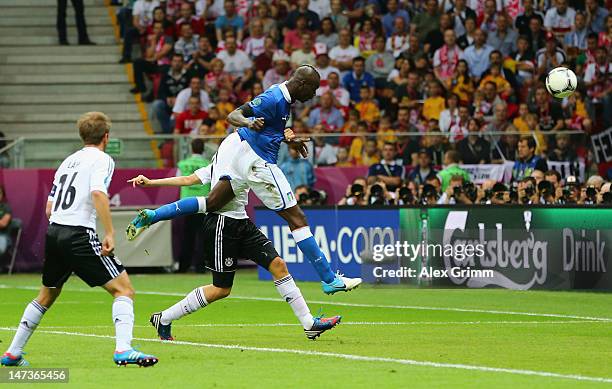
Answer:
[{"left": 0, "top": 271, "right": 611, "bottom": 388}]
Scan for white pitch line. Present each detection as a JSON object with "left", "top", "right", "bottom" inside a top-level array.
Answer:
[
  {"left": 0, "top": 327, "right": 610, "bottom": 384},
  {"left": 2, "top": 284, "right": 612, "bottom": 322},
  {"left": 5, "top": 320, "right": 600, "bottom": 330}
]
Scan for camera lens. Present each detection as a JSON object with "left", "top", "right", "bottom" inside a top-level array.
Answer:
[
  {"left": 371, "top": 184, "right": 383, "bottom": 196},
  {"left": 586, "top": 186, "right": 596, "bottom": 198},
  {"left": 351, "top": 184, "right": 364, "bottom": 196}
]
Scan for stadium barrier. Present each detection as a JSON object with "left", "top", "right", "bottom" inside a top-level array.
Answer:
[{"left": 255, "top": 206, "right": 612, "bottom": 290}]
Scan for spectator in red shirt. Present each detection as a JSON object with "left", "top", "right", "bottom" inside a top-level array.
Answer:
[
  {"left": 284, "top": 15, "right": 314, "bottom": 53},
  {"left": 254, "top": 37, "right": 277, "bottom": 78},
  {"left": 175, "top": 1, "right": 204, "bottom": 37},
  {"left": 146, "top": 6, "right": 175, "bottom": 38},
  {"left": 175, "top": 95, "right": 209, "bottom": 135}
]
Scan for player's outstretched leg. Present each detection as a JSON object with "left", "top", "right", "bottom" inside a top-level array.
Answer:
[
  {"left": 126, "top": 197, "right": 206, "bottom": 240},
  {"left": 2, "top": 287, "right": 61, "bottom": 367},
  {"left": 269, "top": 258, "right": 341, "bottom": 340},
  {"left": 151, "top": 284, "right": 229, "bottom": 340},
  {"left": 103, "top": 272, "right": 158, "bottom": 367},
  {"left": 279, "top": 206, "right": 362, "bottom": 295}
]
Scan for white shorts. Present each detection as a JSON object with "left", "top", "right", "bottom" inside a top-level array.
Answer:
[{"left": 214, "top": 132, "right": 297, "bottom": 212}]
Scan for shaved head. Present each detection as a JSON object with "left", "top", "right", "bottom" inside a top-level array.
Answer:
[
  {"left": 293, "top": 65, "right": 320, "bottom": 84},
  {"left": 287, "top": 65, "right": 320, "bottom": 102}
]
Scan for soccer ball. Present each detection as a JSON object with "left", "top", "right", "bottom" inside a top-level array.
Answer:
[{"left": 545, "top": 67, "right": 577, "bottom": 99}]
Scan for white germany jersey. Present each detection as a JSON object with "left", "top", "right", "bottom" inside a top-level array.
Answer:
[
  {"left": 194, "top": 161, "right": 250, "bottom": 219},
  {"left": 48, "top": 147, "right": 115, "bottom": 230}
]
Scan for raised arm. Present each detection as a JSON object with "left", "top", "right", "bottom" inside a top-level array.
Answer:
[{"left": 128, "top": 174, "right": 202, "bottom": 188}]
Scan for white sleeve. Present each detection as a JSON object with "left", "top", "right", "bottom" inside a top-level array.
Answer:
[
  {"left": 439, "top": 110, "right": 450, "bottom": 132},
  {"left": 328, "top": 47, "right": 338, "bottom": 60},
  {"left": 433, "top": 49, "right": 441, "bottom": 67},
  {"left": 201, "top": 91, "right": 212, "bottom": 110},
  {"left": 173, "top": 89, "right": 187, "bottom": 113},
  {"left": 437, "top": 192, "right": 448, "bottom": 204},
  {"left": 133, "top": 1, "right": 143, "bottom": 16},
  {"left": 543, "top": 10, "right": 554, "bottom": 29},
  {"left": 583, "top": 65, "right": 595, "bottom": 83},
  {"left": 194, "top": 165, "right": 212, "bottom": 184},
  {"left": 339, "top": 90, "right": 350, "bottom": 107},
  {"left": 90, "top": 155, "right": 114, "bottom": 194},
  {"left": 243, "top": 52, "right": 253, "bottom": 69}
]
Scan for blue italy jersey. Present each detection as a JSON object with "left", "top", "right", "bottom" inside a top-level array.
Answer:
[{"left": 237, "top": 83, "right": 292, "bottom": 164}]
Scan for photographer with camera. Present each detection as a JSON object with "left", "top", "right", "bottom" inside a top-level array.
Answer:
[
  {"left": 296, "top": 185, "right": 328, "bottom": 206},
  {"left": 599, "top": 183, "right": 612, "bottom": 204},
  {"left": 419, "top": 174, "right": 442, "bottom": 205},
  {"left": 583, "top": 175, "right": 605, "bottom": 205},
  {"left": 366, "top": 180, "right": 394, "bottom": 206},
  {"left": 559, "top": 175, "right": 581, "bottom": 204},
  {"left": 338, "top": 177, "right": 368, "bottom": 206},
  {"left": 438, "top": 175, "right": 474, "bottom": 205},
  {"left": 518, "top": 177, "right": 539, "bottom": 204},
  {"left": 485, "top": 183, "right": 511, "bottom": 205},
  {"left": 296, "top": 185, "right": 313, "bottom": 206},
  {"left": 537, "top": 180, "right": 558, "bottom": 204},
  {"left": 395, "top": 181, "right": 418, "bottom": 205}
]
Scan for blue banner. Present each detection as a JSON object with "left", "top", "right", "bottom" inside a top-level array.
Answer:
[{"left": 255, "top": 208, "right": 400, "bottom": 281}]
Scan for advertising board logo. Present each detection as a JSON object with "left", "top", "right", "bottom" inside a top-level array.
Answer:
[
  {"left": 259, "top": 225, "right": 396, "bottom": 264},
  {"left": 442, "top": 211, "right": 548, "bottom": 289}
]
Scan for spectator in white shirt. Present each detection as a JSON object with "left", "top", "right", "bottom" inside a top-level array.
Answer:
[
  {"left": 329, "top": 28, "right": 360, "bottom": 73},
  {"left": 308, "top": 0, "right": 331, "bottom": 19},
  {"left": 316, "top": 71, "right": 350, "bottom": 108},
  {"left": 243, "top": 19, "right": 267, "bottom": 59},
  {"left": 216, "top": 36, "right": 253, "bottom": 79},
  {"left": 544, "top": 0, "right": 576, "bottom": 37},
  {"left": 291, "top": 33, "right": 317, "bottom": 69},
  {"left": 173, "top": 76, "right": 212, "bottom": 115}
]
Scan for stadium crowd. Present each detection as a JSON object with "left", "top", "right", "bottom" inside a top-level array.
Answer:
[{"left": 115, "top": 0, "right": 611, "bottom": 206}]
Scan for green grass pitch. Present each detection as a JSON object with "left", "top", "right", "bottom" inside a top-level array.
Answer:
[{"left": 1, "top": 271, "right": 611, "bottom": 388}]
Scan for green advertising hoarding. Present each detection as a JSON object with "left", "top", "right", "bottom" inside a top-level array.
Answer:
[{"left": 403, "top": 207, "right": 612, "bottom": 290}]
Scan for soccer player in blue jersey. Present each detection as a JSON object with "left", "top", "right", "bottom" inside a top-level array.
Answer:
[{"left": 127, "top": 65, "right": 361, "bottom": 295}]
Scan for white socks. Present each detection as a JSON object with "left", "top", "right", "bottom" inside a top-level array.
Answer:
[
  {"left": 7, "top": 300, "right": 47, "bottom": 356},
  {"left": 112, "top": 296, "right": 134, "bottom": 352},
  {"left": 274, "top": 275, "right": 314, "bottom": 330},
  {"left": 160, "top": 287, "right": 208, "bottom": 325}
]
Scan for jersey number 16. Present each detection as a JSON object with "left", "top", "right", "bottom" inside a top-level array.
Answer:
[{"left": 54, "top": 172, "right": 78, "bottom": 211}]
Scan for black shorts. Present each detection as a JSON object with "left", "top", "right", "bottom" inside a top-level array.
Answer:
[
  {"left": 42, "top": 224, "right": 125, "bottom": 288},
  {"left": 202, "top": 213, "right": 279, "bottom": 288}
]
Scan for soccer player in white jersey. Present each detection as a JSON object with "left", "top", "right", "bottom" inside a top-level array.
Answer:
[
  {"left": 129, "top": 150, "right": 341, "bottom": 340},
  {"left": 1, "top": 112, "right": 158, "bottom": 368},
  {"left": 127, "top": 66, "right": 362, "bottom": 295}
]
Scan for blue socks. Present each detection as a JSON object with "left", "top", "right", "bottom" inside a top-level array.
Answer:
[
  {"left": 149, "top": 197, "right": 202, "bottom": 224},
  {"left": 292, "top": 227, "right": 336, "bottom": 284}
]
